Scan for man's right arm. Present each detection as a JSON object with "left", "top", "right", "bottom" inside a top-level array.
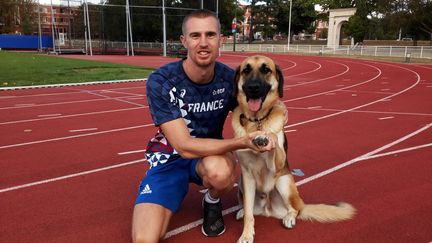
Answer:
[{"left": 160, "top": 118, "right": 274, "bottom": 159}]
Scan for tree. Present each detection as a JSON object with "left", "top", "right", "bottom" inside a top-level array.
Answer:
[
  {"left": 271, "top": 0, "right": 316, "bottom": 37},
  {"left": 0, "top": 0, "right": 37, "bottom": 34}
]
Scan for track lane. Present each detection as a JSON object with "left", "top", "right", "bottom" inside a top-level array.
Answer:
[{"left": 1, "top": 54, "right": 431, "bottom": 243}]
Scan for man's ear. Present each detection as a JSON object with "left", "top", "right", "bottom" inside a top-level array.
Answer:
[
  {"left": 276, "top": 65, "right": 284, "bottom": 98},
  {"left": 180, "top": 35, "right": 187, "bottom": 49},
  {"left": 233, "top": 66, "right": 241, "bottom": 98}
]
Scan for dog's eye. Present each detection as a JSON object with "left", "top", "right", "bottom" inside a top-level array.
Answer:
[
  {"left": 242, "top": 64, "right": 252, "bottom": 74},
  {"left": 260, "top": 65, "right": 271, "bottom": 74}
]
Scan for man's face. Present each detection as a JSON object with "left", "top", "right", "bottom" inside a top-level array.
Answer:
[{"left": 180, "top": 16, "right": 221, "bottom": 68}]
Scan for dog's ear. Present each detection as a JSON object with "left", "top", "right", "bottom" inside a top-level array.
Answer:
[
  {"left": 233, "top": 65, "right": 241, "bottom": 97},
  {"left": 276, "top": 65, "right": 284, "bottom": 98}
]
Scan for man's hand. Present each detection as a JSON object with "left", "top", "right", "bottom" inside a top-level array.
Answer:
[{"left": 245, "top": 131, "right": 277, "bottom": 152}]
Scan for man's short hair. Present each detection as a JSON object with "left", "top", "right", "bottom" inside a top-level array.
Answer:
[{"left": 182, "top": 9, "right": 221, "bottom": 35}]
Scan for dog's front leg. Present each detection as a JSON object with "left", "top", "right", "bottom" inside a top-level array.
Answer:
[
  {"left": 237, "top": 170, "right": 256, "bottom": 243},
  {"left": 275, "top": 175, "right": 301, "bottom": 229}
]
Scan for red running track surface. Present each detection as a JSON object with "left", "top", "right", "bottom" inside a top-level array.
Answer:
[{"left": 1, "top": 53, "right": 431, "bottom": 243}]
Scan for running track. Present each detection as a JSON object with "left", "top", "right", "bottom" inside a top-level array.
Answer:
[{"left": 1, "top": 53, "right": 431, "bottom": 243}]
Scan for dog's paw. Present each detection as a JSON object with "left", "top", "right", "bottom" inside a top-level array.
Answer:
[
  {"left": 252, "top": 135, "right": 269, "bottom": 147},
  {"left": 236, "top": 208, "right": 244, "bottom": 220},
  {"left": 282, "top": 215, "right": 296, "bottom": 229},
  {"left": 237, "top": 233, "right": 254, "bottom": 243}
]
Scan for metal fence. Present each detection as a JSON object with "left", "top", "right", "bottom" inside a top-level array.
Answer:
[{"left": 221, "top": 44, "right": 432, "bottom": 59}]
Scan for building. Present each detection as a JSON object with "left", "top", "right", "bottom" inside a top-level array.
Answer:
[{"left": 37, "top": 4, "right": 78, "bottom": 38}]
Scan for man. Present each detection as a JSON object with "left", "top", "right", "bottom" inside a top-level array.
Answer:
[{"left": 132, "top": 9, "right": 275, "bottom": 243}]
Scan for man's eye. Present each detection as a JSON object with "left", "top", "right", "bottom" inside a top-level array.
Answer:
[{"left": 207, "top": 33, "right": 216, "bottom": 38}]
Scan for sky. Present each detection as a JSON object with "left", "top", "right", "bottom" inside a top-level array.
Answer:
[
  {"left": 39, "top": 0, "right": 257, "bottom": 6},
  {"left": 38, "top": 0, "right": 322, "bottom": 12}
]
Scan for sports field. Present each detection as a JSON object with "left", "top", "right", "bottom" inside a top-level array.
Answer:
[{"left": 1, "top": 52, "right": 431, "bottom": 242}]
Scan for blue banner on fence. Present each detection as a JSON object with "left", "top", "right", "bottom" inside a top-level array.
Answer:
[{"left": 0, "top": 34, "right": 53, "bottom": 49}]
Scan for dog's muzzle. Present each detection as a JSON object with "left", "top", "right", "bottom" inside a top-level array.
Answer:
[{"left": 242, "top": 79, "right": 271, "bottom": 112}]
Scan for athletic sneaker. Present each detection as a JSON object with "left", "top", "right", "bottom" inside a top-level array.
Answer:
[{"left": 201, "top": 198, "right": 226, "bottom": 237}]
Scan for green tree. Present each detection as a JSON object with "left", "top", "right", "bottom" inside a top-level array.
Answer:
[
  {"left": 0, "top": 0, "right": 37, "bottom": 34},
  {"left": 271, "top": 0, "right": 316, "bottom": 37}
]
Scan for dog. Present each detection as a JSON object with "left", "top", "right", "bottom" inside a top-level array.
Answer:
[{"left": 231, "top": 55, "right": 355, "bottom": 243}]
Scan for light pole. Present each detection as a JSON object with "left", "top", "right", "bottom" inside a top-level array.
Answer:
[
  {"left": 287, "top": 0, "right": 292, "bottom": 51},
  {"left": 233, "top": 1, "right": 238, "bottom": 52}
]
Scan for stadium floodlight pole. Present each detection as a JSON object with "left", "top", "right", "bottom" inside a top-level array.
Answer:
[
  {"left": 287, "top": 0, "right": 292, "bottom": 51},
  {"left": 50, "top": 0, "right": 56, "bottom": 53},
  {"left": 127, "top": 0, "right": 134, "bottom": 56},
  {"left": 125, "top": 0, "right": 134, "bottom": 56},
  {"left": 216, "top": 0, "right": 218, "bottom": 16},
  {"left": 38, "top": 0, "right": 42, "bottom": 51},
  {"left": 85, "top": 0, "right": 93, "bottom": 55},
  {"left": 162, "top": 0, "right": 167, "bottom": 57},
  {"left": 83, "top": 0, "right": 88, "bottom": 54},
  {"left": 201, "top": 0, "right": 203, "bottom": 9},
  {"left": 126, "top": 0, "right": 129, "bottom": 56}
]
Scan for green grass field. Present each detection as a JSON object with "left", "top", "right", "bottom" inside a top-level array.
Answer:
[{"left": 0, "top": 51, "right": 153, "bottom": 87}]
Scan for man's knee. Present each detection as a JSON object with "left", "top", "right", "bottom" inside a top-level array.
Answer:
[{"left": 202, "top": 155, "right": 236, "bottom": 189}]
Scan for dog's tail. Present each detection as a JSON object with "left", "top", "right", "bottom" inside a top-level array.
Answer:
[{"left": 298, "top": 202, "right": 355, "bottom": 222}]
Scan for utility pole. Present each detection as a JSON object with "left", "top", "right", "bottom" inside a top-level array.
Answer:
[
  {"left": 287, "top": 0, "right": 292, "bottom": 51},
  {"left": 233, "top": 7, "right": 237, "bottom": 52}
]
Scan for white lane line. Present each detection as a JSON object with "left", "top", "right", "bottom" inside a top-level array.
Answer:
[
  {"left": 118, "top": 149, "right": 146, "bottom": 155},
  {"left": 0, "top": 95, "right": 142, "bottom": 110},
  {"left": 15, "top": 104, "right": 35, "bottom": 107},
  {"left": 307, "top": 106, "right": 322, "bottom": 109},
  {"left": 285, "top": 61, "right": 382, "bottom": 102},
  {"left": 285, "top": 60, "right": 321, "bottom": 78},
  {"left": 284, "top": 129, "right": 297, "bottom": 133},
  {"left": 0, "top": 96, "right": 16, "bottom": 99},
  {"left": 125, "top": 97, "right": 144, "bottom": 101},
  {"left": 163, "top": 123, "right": 432, "bottom": 239},
  {"left": 285, "top": 61, "right": 350, "bottom": 88},
  {"left": 37, "top": 114, "right": 62, "bottom": 118},
  {"left": 84, "top": 90, "right": 145, "bottom": 108},
  {"left": 0, "top": 158, "right": 146, "bottom": 193},
  {"left": 0, "top": 124, "right": 153, "bottom": 150},
  {"left": 69, "top": 128, "right": 98, "bottom": 133},
  {"left": 286, "top": 106, "right": 432, "bottom": 117},
  {"left": 378, "top": 116, "right": 394, "bottom": 120},
  {"left": 0, "top": 107, "right": 144, "bottom": 125},
  {"left": 359, "top": 143, "right": 432, "bottom": 161},
  {"left": 0, "top": 78, "right": 146, "bottom": 91},
  {"left": 284, "top": 62, "right": 421, "bottom": 129}
]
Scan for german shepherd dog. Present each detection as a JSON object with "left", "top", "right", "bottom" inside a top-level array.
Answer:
[{"left": 232, "top": 55, "right": 355, "bottom": 243}]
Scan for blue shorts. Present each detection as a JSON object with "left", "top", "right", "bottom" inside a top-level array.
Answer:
[{"left": 135, "top": 156, "right": 203, "bottom": 213}]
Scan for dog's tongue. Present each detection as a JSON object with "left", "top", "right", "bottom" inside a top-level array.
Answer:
[{"left": 248, "top": 99, "right": 262, "bottom": 112}]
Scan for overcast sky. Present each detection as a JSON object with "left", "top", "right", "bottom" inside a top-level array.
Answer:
[
  {"left": 39, "top": 0, "right": 255, "bottom": 6},
  {"left": 38, "top": 0, "right": 322, "bottom": 12}
]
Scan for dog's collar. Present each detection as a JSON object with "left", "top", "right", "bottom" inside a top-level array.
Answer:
[{"left": 240, "top": 108, "right": 273, "bottom": 130}]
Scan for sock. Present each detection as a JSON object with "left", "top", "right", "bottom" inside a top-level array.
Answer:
[{"left": 204, "top": 191, "right": 220, "bottom": 204}]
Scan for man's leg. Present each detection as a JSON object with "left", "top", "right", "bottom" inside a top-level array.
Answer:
[
  {"left": 196, "top": 152, "right": 236, "bottom": 236},
  {"left": 132, "top": 203, "right": 172, "bottom": 243},
  {"left": 197, "top": 152, "right": 236, "bottom": 197}
]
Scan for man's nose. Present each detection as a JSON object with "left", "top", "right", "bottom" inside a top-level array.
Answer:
[{"left": 199, "top": 36, "right": 208, "bottom": 46}]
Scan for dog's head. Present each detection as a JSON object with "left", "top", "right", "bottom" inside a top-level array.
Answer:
[{"left": 234, "top": 55, "right": 284, "bottom": 113}]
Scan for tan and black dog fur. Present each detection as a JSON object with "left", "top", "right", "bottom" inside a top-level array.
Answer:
[{"left": 232, "top": 55, "right": 355, "bottom": 243}]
